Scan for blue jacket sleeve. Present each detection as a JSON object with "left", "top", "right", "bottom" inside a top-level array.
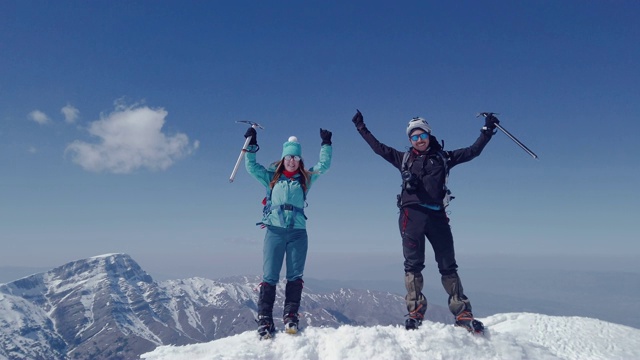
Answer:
[
  {"left": 244, "top": 145, "right": 271, "bottom": 188},
  {"left": 308, "top": 144, "right": 332, "bottom": 189}
]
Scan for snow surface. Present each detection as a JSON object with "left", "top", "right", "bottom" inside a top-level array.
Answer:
[{"left": 141, "top": 313, "right": 640, "bottom": 360}]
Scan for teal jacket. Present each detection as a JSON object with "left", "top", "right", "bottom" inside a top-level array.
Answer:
[{"left": 245, "top": 144, "right": 332, "bottom": 229}]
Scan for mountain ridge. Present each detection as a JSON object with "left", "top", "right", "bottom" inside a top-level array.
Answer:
[{"left": 0, "top": 253, "right": 449, "bottom": 360}]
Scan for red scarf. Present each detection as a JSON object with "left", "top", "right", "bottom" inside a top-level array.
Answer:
[{"left": 283, "top": 170, "right": 297, "bottom": 178}]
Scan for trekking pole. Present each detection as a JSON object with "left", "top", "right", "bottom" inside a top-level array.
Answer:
[
  {"left": 229, "top": 121, "right": 264, "bottom": 183},
  {"left": 477, "top": 112, "right": 539, "bottom": 160}
]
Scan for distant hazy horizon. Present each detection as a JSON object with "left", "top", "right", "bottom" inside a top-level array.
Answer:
[
  {"left": 3, "top": 252, "right": 638, "bottom": 329},
  {"left": 3, "top": 252, "right": 639, "bottom": 283}
]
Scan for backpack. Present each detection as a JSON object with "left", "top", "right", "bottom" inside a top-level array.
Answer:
[
  {"left": 258, "top": 177, "right": 308, "bottom": 228},
  {"left": 400, "top": 149, "right": 455, "bottom": 208}
]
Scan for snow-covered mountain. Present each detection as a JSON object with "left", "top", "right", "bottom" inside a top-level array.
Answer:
[
  {"left": 0, "top": 253, "right": 447, "bottom": 360},
  {"left": 7, "top": 253, "right": 637, "bottom": 360},
  {"left": 141, "top": 313, "right": 640, "bottom": 360}
]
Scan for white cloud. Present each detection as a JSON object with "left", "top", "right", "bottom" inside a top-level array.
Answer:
[
  {"left": 61, "top": 104, "right": 79, "bottom": 123},
  {"left": 28, "top": 146, "right": 37, "bottom": 154},
  {"left": 65, "top": 104, "right": 198, "bottom": 174},
  {"left": 28, "top": 110, "right": 50, "bottom": 125}
]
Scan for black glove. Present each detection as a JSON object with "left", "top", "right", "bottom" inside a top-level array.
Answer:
[
  {"left": 320, "top": 128, "right": 332, "bottom": 145},
  {"left": 352, "top": 109, "right": 366, "bottom": 131},
  {"left": 484, "top": 114, "right": 500, "bottom": 131},
  {"left": 244, "top": 127, "right": 257, "bottom": 146}
]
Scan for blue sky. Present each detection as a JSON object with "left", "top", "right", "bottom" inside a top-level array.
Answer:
[{"left": 1, "top": 1, "right": 639, "bottom": 280}]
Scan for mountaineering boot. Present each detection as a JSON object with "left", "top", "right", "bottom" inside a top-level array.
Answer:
[
  {"left": 441, "top": 272, "right": 484, "bottom": 333},
  {"left": 455, "top": 310, "right": 485, "bottom": 334},
  {"left": 283, "top": 279, "right": 304, "bottom": 334},
  {"left": 256, "top": 315, "right": 276, "bottom": 339},
  {"left": 404, "top": 272, "right": 427, "bottom": 330},
  {"left": 256, "top": 282, "right": 277, "bottom": 339},
  {"left": 404, "top": 311, "right": 423, "bottom": 330},
  {"left": 283, "top": 313, "right": 300, "bottom": 334}
]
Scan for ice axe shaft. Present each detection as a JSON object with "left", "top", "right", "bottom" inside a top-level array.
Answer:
[
  {"left": 229, "top": 121, "right": 263, "bottom": 183},
  {"left": 494, "top": 123, "right": 538, "bottom": 159},
  {"left": 229, "top": 136, "right": 252, "bottom": 183},
  {"left": 478, "top": 113, "right": 538, "bottom": 160}
]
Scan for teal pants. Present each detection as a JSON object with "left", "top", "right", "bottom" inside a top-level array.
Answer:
[{"left": 262, "top": 226, "right": 308, "bottom": 285}]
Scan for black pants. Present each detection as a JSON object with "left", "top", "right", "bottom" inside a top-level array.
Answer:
[
  {"left": 399, "top": 205, "right": 471, "bottom": 316},
  {"left": 399, "top": 205, "right": 458, "bottom": 275}
]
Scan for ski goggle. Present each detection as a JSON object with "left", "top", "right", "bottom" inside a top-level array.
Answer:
[
  {"left": 410, "top": 133, "right": 429, "bottom": 142},
  {"left": 284, "top": 155, "right": 301, "bottom": 162}
]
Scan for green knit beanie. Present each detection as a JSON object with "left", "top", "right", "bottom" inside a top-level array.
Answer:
[{"left": 281, "top": 136, "right": 302, "bottom": 159}]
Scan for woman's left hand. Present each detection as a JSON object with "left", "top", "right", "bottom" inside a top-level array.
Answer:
[{"left": 320, "top": 128, "right": 332, "bottom": 145}]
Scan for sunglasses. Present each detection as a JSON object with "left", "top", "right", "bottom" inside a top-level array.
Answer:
[
  {"left": 284, "top": 155, "right": 301, "bottom": 162},
  {"left": 410, "top": 133, "right": 429, "bottom": 142}
]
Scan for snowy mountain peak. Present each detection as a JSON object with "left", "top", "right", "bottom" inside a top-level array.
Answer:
[
  {"left": 1, "top": 255, "right": 428, "bottom": 360},
  {"left": 2, "top": 253, "right": 153, "bottom": 307},
  {"left": 0, "top": 253, "right": 162, "bottom": 359},
  {"left": 49, "top": 252, "right": 153, "bottom": 284}
]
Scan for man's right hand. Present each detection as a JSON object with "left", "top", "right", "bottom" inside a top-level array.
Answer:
[{"left": 352, "top": 109, "right": 366, "bottom": 131}]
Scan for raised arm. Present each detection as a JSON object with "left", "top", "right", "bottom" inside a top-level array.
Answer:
[
  {"left": 352, "top": 110, "right": 404, "bottom": 170},
  {"left": 448, "top": 114, "right": 499, "bottom": 167},
  {"left": 243, "top": 127, "right": 271, "bottom": 187},
  {"left": 308, "top": 129, "right": 333, "bottom": 186}
]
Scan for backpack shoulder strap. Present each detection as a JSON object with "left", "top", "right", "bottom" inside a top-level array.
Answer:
[
  {"left": 436, "top": 150, "right": 455, "bottom": 208},
  {"left": 437, "top": 150, "right": 450, "bottom": 174},
  {"left": 401, "top": 150, "right": 412, "bottom": 171}
]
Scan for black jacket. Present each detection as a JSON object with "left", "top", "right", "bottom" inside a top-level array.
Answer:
[{"left": 357, "top": 126, "right": 494, "bottom": 208}]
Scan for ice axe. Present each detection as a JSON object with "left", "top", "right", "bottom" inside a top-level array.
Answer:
[
  {"left": 229, "top": 120, "right": 264, "bottom": 183},
  {"left": 477, "top": 112, "right": 539, "bottom": 160}
]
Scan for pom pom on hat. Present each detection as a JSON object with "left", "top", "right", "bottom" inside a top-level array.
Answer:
[{"left": 282, "top": 136, "right": 302, "bottom": 158}]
